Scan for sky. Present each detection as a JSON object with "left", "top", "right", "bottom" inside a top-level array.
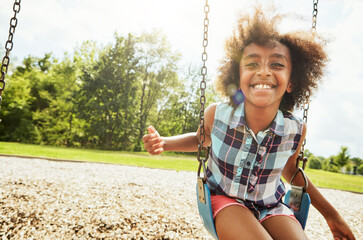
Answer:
[{"left": 0, "top": 0, "right": 362, "bottom": 159}]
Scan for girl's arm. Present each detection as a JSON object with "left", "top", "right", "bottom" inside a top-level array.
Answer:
[
  {"left": 142, "top": 103, "right": 217, "bottom": 154},
  {"left": 282, "top": 125, "right": 356, "bottom": 240}
]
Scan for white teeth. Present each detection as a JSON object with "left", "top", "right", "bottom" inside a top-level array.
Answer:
[{"left": 254, "top": 84, "right": 272, "bottom": 90}]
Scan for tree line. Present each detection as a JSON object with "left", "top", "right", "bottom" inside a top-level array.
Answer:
[
  {"left": 0, "top": 31, "right": 217, "bottom": 151},
  {"left": 306, "top": 147, "right": 363, "bottom": 175}
]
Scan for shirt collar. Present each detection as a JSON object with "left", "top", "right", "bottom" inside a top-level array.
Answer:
[{"left": 229, "top": 102, "right": 285, "bottom": 137}]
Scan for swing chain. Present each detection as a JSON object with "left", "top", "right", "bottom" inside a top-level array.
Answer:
[
  {"left": 197, "top": 0, "right": 210, "bottom": 178},
  {"left": 297, "top": 0, "right": 319, "bottom": 170},
  {"left": 0, "top": 0, "right": 21, "bottom": 105},
  {"left": 298, "top": 101, "right": 309, "bottom": 170}
]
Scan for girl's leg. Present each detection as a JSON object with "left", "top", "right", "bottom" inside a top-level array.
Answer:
[
  {"left": 215, "top": 205, "right": 273, "bottom": 240},
  {"left": 261, "top": 215, "right": 309, "bottom": 240}
]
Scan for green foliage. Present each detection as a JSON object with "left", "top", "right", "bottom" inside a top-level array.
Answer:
[
  {"left": 0, "top": 57, "right": 38, "bottom": 142},
  {"left": 73, "top": 31, "right": 181, "bottom": 151},
  {"left": 357, "top": 165, "right": 363, "bottom": 175},
  {"left": 33, "top": 55, "right": 82, "bottom": 146},
  {"left": 303, "top": 149, "right": 314, "bottom": 159},
  {"left": 322, "top": 156, "right": 339, "bottom": 172},
  {"left": 334, "top": 146, "right": 350, "bottom": 167},
  {"left": 345, "top": 164, "right": 352, "bottom": 173},
  {"left": 350, "top": 157, "right": 363, "bottom": 175},
  {"left": 308, "top": 155, "right": 322, "bottom": 169},
  {"left": 76, "top": 33, "right": 140, "bottom": 149},
  {"left": 132, "top": 31, "right": 180, "bottom": 151},
  {"left": 1, "top": 31, "right": 195, "bottom": 149},
  {"left": 351, "top": 157, "right": 362, "bottom": 166},
  {"left": 153, "top": 65, "right": 201, "bottom": 138},
  {"left": 0, "top": 53, "right": 85, "bottom": 146},
  {"left": 309, "top": 147, "right": 363, "bottom": 175}
]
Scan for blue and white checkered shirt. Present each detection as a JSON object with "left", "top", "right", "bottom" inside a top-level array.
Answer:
[{"left": 207, "top": 102, "right": 303, "bottom": 211}]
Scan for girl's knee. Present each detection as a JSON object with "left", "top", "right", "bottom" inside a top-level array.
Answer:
[
  {"left": 261, "top": 215, "right": 308, "bottom": 240},
  {"left": 215, "top": 205, "right": 272, "bottom": 240}
]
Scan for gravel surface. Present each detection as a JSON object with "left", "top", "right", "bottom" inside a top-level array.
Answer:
[{"left": 0, "top": 156, "right": 362, "bottom": 239}]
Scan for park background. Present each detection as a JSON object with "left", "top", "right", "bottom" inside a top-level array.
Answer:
[
  {"left": 0, "top": 1, "right": 362, "bottom": 239},
  {"left": 1, "top": 1, "right": 363, "bottom": 174}
]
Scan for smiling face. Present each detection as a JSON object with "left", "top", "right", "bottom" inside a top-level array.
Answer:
[{"left": 239, "top": 42, "right": 292, "bottom": 112}]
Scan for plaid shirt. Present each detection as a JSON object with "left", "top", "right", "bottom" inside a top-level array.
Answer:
[{"left": 207, "top": 102, "right": 303, "bottom": 209}]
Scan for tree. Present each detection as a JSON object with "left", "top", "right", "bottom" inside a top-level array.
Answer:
[
  {"left": 350, "top": 157, "right": 363, "bottom": 175},
  {"left": 32, "top": 54, "right": 83, "bottom": 146},
  {"left": 133, "top": 31, "right": 180, "bottom": 151},
  {"left": 0, "top": 55, "right": 53, "bottom": 143},
  {"left": 322, "top": 156, "right": 339, "bottom": 172},
  {"left": 153, "top": 65, "right": 201, "bottom": 137},
  {"left": 334, "top": 146, "right": 350, "bottom": 167},
  {"left": 357, "top": 164, "right": 363, "bottom": 175},
  {"left": 304, "top": 149, "right": 313, "bottom": 159},
  {"left": 0, "top": 60, "right": 36, "bottom": 142},
  {"left": 308, "top": 155, "right": 322, "bottom": 169},
  {"left": 76, "top": 33, "right": 140, "bottom": 149}
]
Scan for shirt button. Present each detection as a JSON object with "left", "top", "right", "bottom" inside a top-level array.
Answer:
[
  {"left": 237, "top": 167, "right": 243, "bottom": 176},
  {"left": 246, "top": 161, "right": 251, "bottom": 166}
]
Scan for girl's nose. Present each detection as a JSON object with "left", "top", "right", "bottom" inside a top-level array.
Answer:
[{"left": 257, "top": 64, "right": 271, "bottom": 77}]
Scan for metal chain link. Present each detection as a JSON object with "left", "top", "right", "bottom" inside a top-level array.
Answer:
[
  {"left": 299, "top": 102, "right": 310, "bottom": 169},
  {"left": 298, "top": 0, "right": 319, "bottom": 170},
  {"left": 197, "top": 0, "right": 209, "bottom": 177},
  {"left": 311, "top": 0, "right": 319, "bottom": 35},
  {"left": 0, "top": 0, "right": 21, "bottom": 105}
]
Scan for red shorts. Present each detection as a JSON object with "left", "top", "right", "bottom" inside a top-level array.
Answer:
[{"left": 211, "top": 194, "right": 299, "bottom": 224}]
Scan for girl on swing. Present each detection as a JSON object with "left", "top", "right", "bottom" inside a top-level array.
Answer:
[{"left": 143, "top": 9, "right": 355, "bottom": 240}]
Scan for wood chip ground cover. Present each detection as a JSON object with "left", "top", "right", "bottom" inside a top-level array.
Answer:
[{"left": 0, "top": 157, "right": 361, "bottom": 239}]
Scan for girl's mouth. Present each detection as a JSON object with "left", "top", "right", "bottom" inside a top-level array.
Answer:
[{"left": 251, "top": 84, "right": 276, "bottom": 90}]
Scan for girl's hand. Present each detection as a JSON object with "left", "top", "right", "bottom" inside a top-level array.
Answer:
[
  {"left": 142, "top": 125, "right": 164, "bottom": 155},
  {"left": 326, "top": 214, "right": 356, "bottom": 240}
]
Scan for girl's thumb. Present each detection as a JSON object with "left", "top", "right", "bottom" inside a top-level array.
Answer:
[{"left": 147, "top": 125, "right": 157, "bottom": 134}]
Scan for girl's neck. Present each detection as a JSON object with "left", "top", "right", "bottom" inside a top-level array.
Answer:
[{"left": 244, "top": 104, "right": 279, "bottom": 135}]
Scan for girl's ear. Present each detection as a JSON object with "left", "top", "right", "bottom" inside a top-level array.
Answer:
[{"left": 286, "top": 82, "right": 293, "bottom": 93}]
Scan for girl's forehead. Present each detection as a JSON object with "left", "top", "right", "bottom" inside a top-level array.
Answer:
[{"left": 242, "top": 42, "right": 291, "bottom": 59}]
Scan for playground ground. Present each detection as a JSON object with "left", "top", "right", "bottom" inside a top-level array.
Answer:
[{"left": 0, "top": 156, "right": 361, "bottom": 239}]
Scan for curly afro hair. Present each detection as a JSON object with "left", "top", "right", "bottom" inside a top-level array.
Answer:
[{"left": 215, "top": 8, "right": 328, "bottom": 112}]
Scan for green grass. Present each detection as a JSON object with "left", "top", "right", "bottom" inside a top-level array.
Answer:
[
  {"left": 0, "top": 141, "right": 362, "bottom": 193},
  {"left": 303, "top": 168, "right": 363, "bottom": 193},
  {"left": 0, "top": 141, "right": 198, "bottom": 172}
]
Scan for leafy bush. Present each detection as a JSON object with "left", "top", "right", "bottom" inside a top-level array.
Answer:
[
  {"left": 357, "top": 165, "right": 363, "bottom": 175},
  {"left": 322, "top": 156, "right": 340, "bottom": 172},
  {"left": 308, "top": 156, "right": 322, "bottom": 169},
  {"left": 345, "top": 164, "right": 352, "bottom": 173}
]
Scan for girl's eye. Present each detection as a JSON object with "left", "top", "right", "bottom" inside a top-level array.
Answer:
[
  {"left": 271, "top": 62, "right": 285, "bottom": 68},
  {"left": 245, "top": 62, "right": 259, "bottom": 67}
]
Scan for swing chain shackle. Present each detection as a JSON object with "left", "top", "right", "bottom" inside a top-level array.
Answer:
[
  {"left": 197, "top": 0, "right": 210, "bottom": 179},
  {"left": 197, "top": 147, "right": 210, "bottom": 180},
  {"left": 0, "top": 0, "right": 21, "bottom": 104},
  {"left": 291, "top": 167, "right": 309, "bottom": 191}
]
